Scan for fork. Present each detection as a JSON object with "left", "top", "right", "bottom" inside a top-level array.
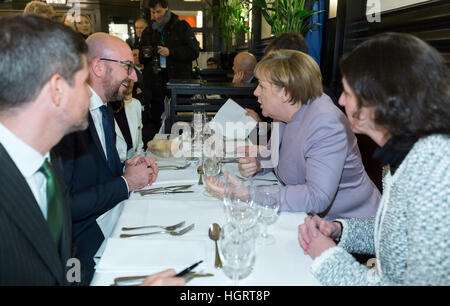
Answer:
[
  {"left": 158, "top": 164, "right": 190, "bottom": 170},
  {"left": 121, "top": 221, "right": 185, "bottom": 231},
  {"left": 120, "top": 224, "right": 195, "bottom": 238}
]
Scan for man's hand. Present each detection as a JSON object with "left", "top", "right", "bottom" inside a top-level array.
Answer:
[
  {"left": 144, "top": 156, "right": 158, "bottom": 185},
  {"left": 232, "top": 71, "right": 245, "bottom": 84},
  {"left": 125, "top": 155, "right": 158, "bottom": 186},
  {"left": 123, "top": 161, "right": 153, "bottom": 191},
  {"left": 157, "top": 46, "right": 170, "bottom": 57},
  {"left": 139, "top": 269, "right": 185, "bottom": 286}
]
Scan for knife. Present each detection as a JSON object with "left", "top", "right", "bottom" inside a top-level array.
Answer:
[
  {"left": 138, "top": 185, "right": 192, "bottom": 195},
  {"left": 140, "top": 190, "right": 194, "bottom": 195}
]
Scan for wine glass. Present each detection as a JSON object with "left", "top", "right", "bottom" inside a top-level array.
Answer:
[
  {"left": 202, "top": 156, "right": 221, "bottom": 197},
  {"left": 222, "top": 174, "right": 260, "bottom": 232},
  {"left": 219, "top": 223, "right": 256, "bottom": 285},
  {"left": 254, "top": 185, "right": 280, "bottom": 245}
]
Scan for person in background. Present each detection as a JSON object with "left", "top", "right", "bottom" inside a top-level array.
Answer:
[
  {"left": 134, "top": 18, "right": 149, "bottom": 49},
  {"left": 74, "top": 14, "right": 93, "bottom": 39},
  {"left": 140, "top": 0, "right": 200, "bottom": 135},
  {"left": 206, "top": 50, "right": 380, "bottom": 221},
  {"left": 111, "top": 81, "right": 145, "bottom": 163},
  {"left": 232, "top": 52, "right": 257, "bottom": 84},
  {"left": 298, "top": 33, "right": 450, "bottom": 286},
  {"left": 131, "top": 48, "right": 152, "bottom": 147},
  {"left": 23, "top": 0, "right": 55, "bottom": 19},
  {"left": 264, "top": 31, "right": 309, "bottom": 55},
  {"left": 206, "top": 57, "right": 219, "bottom": 69},
  {"left": 60, "top": 12, "right": 77, "bottom": 30}
]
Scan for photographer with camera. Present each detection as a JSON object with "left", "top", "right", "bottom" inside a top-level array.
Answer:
[{"left": 140, "top": 0, "right": 200, "bottom": 135}]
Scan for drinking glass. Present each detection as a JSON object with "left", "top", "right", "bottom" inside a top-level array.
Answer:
[
  {"left": 202, "top": 156, "right": 221, "bottom": 197},
  {"left": 219, "top": 223, "right": 256, "bottom": 285},
  {"left": 254, "top": 185, "right": 280, "bottom": 245},
  {"left": 222, "top": 174, "right": 260, "bottom": 232}
]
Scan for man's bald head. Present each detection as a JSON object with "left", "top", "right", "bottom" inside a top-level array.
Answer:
[
  {"left": 85, "top": 32, "right": 137, "bottom": 102},
  {"left": 86, "top": 32, "right": 132, "bottom": 64},
  {"left": 232, "top": 52, "right": 257, "bottom": 83},
  {"left": 234, "top": 52, "right": 257, "bottom": 73}
]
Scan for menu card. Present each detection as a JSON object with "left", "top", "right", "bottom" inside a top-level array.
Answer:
[{"left": 210, "top": 99, "right": 257, "bottom": 140}]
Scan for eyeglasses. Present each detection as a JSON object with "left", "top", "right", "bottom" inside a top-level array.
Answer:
[{"left": 100, "top": 58, "right": 135, "bottom": 75}]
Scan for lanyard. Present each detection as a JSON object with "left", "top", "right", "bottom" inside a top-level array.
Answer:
[{"left": 160, "top": 31, "right": 165, "bottom": 46}]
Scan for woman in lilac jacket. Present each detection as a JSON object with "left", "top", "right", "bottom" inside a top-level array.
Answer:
[{"left": 209, "top": 50, "right": 380, "bottom": 220}]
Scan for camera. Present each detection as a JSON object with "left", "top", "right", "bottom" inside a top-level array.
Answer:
[{"left": 142, "top": 44, "right": 161, "bottom": 74}]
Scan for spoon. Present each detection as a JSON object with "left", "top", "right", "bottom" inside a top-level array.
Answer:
[
  {"left": 197, "top": 165, "right": 204, "bottom": 185},
  {"left": 208, "top": 223, "right": 222, "bottom": 269}
]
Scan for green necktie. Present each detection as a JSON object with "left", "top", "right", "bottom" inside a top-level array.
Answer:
[{"left": 39, "top": 159, "right": 63, "bottom": 250}]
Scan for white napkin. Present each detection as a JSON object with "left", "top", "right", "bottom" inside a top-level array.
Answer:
[
  {"left": 96, "top": 238, "right": 207, "bottom": 272},
  {"left": 211, "top": 99, "right": 257, "bottom": 140},
  {"left": 95, "top": 202, "right": 125, "bottom": 260}
]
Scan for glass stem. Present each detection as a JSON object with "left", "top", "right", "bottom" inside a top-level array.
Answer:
[
  {"left": 261, "top": 223, "right": 268, "bottom": 239},
  {"left": 232, "top": 271, "right": 239, "bottom": 286}
]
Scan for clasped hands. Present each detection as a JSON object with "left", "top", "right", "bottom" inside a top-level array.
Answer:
[
  {"left": 123, "top": 155, "right": 158, "bottom": 191},
  {"left": 298, "top": 214, "right": 342, "bottom": 260}
]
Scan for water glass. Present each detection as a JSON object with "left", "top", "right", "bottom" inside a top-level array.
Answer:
[
  {"left": 254, "top": 185, "right": 280, "bottom": 245},
  {"left": 222, "top": 174, "right": 260, "bottom": 232},
  {"left": 219, "top": 223, "right": 256, "bottom": 285}
]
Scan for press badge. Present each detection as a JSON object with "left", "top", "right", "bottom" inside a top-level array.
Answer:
[{"left": 160, "top": 56, "right": 167, "bottom": 68}]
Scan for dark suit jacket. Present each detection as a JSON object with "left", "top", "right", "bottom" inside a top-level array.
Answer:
[
  {"left": 0, "top": 144, "right": 73, "bottom": 286},
  {"left": 54, "top": 107, "right": 129, "bottom": 284}
]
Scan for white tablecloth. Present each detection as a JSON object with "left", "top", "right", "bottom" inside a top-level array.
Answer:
[{"left": 91, "top": 162, "right": 320, "bottom": 286}]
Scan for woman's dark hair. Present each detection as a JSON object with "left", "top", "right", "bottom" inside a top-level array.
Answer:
[
  {"left": 264, "top": 32, "right": 308, "bottom": 55},
  {"left": 340, "top": 32, "right": 450, "bottom": 144}
]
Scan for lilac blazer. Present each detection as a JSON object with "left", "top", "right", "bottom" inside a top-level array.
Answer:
[{"left": 256, "top": 95, "right": 380, "bottom": 220}]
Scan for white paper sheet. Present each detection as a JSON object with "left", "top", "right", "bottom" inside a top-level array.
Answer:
[{"left": 211, "top": 99, "right": 257, "bottom": 140}]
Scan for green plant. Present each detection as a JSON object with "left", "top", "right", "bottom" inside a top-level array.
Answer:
[
  {"left": 204, "top": 0, "right": 251, "bottom": 52},
  {"left": 252, "top": 0, "right": 323, "bottom": 35}
]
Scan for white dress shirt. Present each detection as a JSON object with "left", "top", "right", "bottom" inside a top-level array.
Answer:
[{"left": 0, "top": 122, "right": 49, "bottom": 220}]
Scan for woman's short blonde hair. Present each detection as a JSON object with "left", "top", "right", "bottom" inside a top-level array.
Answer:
[{"left": 254, "top": 50, "right": 323, "bottom": 105}]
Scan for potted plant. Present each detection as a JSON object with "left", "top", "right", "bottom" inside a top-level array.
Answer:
[
  {"left": 204, "top": 0, "right": 252, "bottom": 69},
  {"left": 252, "top": 0, "right": 323, "bottom": 35}
]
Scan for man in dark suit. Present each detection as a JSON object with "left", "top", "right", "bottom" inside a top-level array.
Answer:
[
  {"left": 0, "top": 15, "right": 184, "bottom": 287},
  {"left": 54, "top": 32, "right": 160, "bottom": 284},
  {"left": 0, "top": 15, "right": 90, "bottom": 285}
]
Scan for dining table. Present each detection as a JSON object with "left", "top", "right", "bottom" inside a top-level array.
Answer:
[{"left": 90, "top": 156, "right": 320, "bottom": 286}]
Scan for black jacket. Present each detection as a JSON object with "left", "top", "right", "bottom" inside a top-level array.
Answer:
[
  {"left": 140, "top": 12, "right": 200, "bottom": 80},
  {"left": 0, "top": 145, "right": 74, "bottom": 286}
]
